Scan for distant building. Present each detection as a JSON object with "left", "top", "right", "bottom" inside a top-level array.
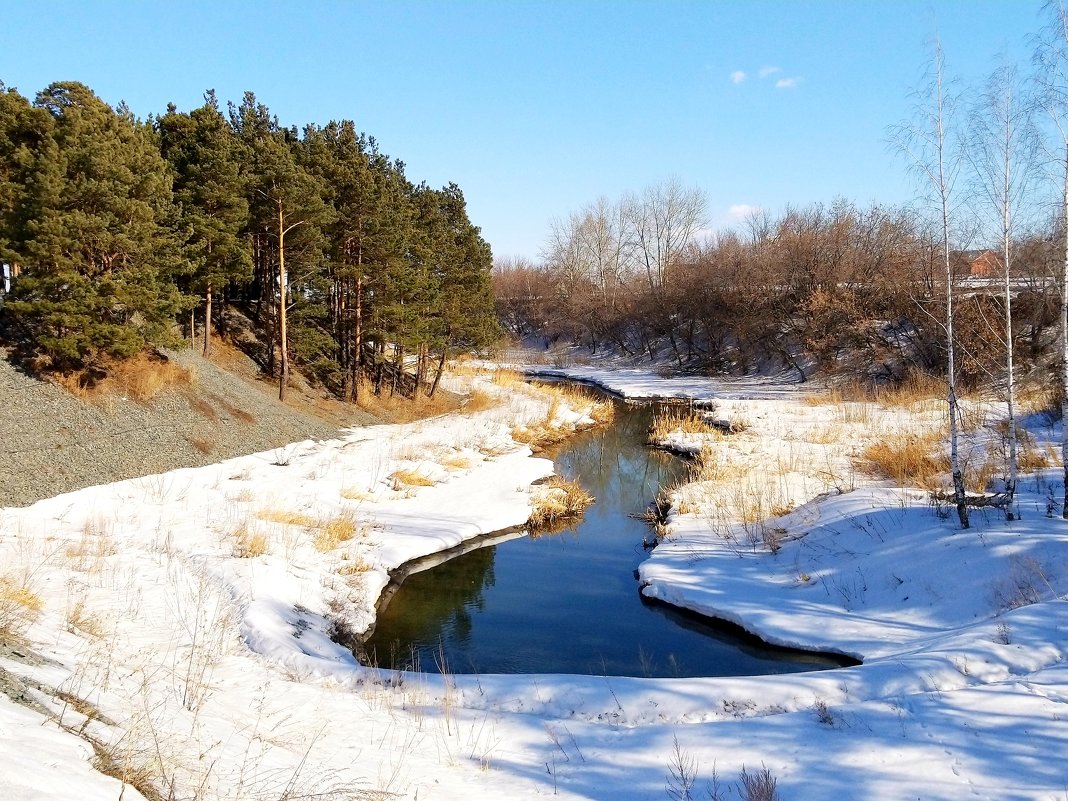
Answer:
[{"left": 952, "top": 249, "right": 1003, "bottom": 278}]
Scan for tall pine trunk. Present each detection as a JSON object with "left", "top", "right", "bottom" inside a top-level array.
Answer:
[
  {"left": 351, "top": 271, "right": 363, "bottom": 404},
  {"left": 429, "top": 347, "right": 447, "bottom": 397},
  {"left": 203, "top": 282, "right": 213, "bottom": 357},
  {"left": 278, "top": 204, "right": 289, "bottom": 402}
]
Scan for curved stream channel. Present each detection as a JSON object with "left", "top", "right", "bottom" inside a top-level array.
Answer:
[{"left": 363, "top": 389, "right": 853, "bottom": 678}]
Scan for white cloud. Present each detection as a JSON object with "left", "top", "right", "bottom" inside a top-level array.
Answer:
[
  {"left": 758, "top": 65, "right": 781, "bottom": 78},
  {"left": 727, "top": 203, "right": 761, "bottom": 221},
  {"left": 776, "top": 77, "right": 801, "bottom": 89},
  {"left": 730, "top": 70, "right": 747, "bottom": 84}
]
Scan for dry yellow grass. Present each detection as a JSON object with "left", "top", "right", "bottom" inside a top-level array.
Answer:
[
  {"left": 231, "top": 521, "right": 268, "bottom": 558},
  {"left": 353, "top": 378, "right": 462, "bottom": 423},
  {"left": 528, "top": 476, "right": 594, "bottom": 532},
  {"left": 442, "top": 453, "right": 474, "bottom": 470},
  {"left": 1017, "top": 381, "right": 1060, "bottom": 419},
  {"left": 107, "top": 352, "right": 197, "bottom": 401},
  {"left": 256, "top": 508, "right": 317, "bottom": 527},
  {"left": 966, "top": 458, "right": 999, "bottom": 494},
  {"left": 511, "top": 423, "right": 571, "bottom": 450},
  {"left": 857, "top": 433, "right": 949, "bottom": 487},
  {"left": 462, "top": 387, "right": 498, "bottom": 412},
  {"left": 314, "top": 510, "right": 363, "bottom": 551},
  {"left": 589, "top": 397, "right": 616, "bottom": 424},
  {"left": 66, "top": 601, "right": 106, "bottom": 638},
  {"left": 1018, "top": 444, "right": 1057, "bottom": 472},
  {"left": 511, "top": 384, "right": 612, "bottom": 451},
  {"left": 801, "top": 381, "right": 871, "bottom": 406},
  {"left": 805, "top": 371, "right": 946, "bottom": 409},
  {"left": 831, "top": 402, "right": 878, "bottom": 425},
  {"left": 389, "top": 468, "right": 438, "bottom": 488},
  {"left": 337, "top": 554, "right": 374, "bottom": 575},
  {"left": 875, "top": 370, "right": 946, "bottom": 406},
  {"left": 189, "top": 435, "right": 215, "bottom": 455},
  {"left": 491, "top": 368, "right": 527, "bottom": 388},
  {"left": 689, "top": 445, "right": 744, "bottom": 483},
  {"left": 0, "top": 574, "right": 43, "bottom": 637},
  {"left": 650, "top": 409, "right": 723, "bottom": 440},
  {"left": 66, "top": 518, "right": 117, "bottom": 572},
  {"left": 340, "top": 486, "right": 375, "bottom": 501}
]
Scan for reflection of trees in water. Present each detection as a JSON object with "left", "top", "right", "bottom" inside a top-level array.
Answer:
[
  {"left": 552, "top": 401, "right": 687, "bottom": 512},
  {"left": 365, "top": 544, "right": 496, "bottom": 670}
]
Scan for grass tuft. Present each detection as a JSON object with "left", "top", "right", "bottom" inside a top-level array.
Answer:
[
  {"left": 528, "top": 476, "right": 594, "bottom": 532},
  {"left": 462, "top": 387, "right": 498, "bottom": 412},
  {"left": 231, "top": 521, "right": 268, "bottom": 558},
  {"left": 857, "top": 433, "right": 948, "bottom": 488},
  {"left": 314, "top": 510, "right": 364, "bottom": 551},
  {"left": 353, "top": 377, "right": 461, "bottom": 423},
  {"left": 650, "top": 409, "right": 724, "bottom": 440},
  {"left": 390, "top": 468, "right": 438, "bottom": 488},
  {"left": 0, "top": 574, "right": 43, "bottom": 637},
  {"left": 256, "top": 508, "right": 317, "bottom": 527}
]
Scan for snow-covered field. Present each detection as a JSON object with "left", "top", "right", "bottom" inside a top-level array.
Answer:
[{"left": 1, "top": 366, "right": 1067, "bottom": 800}]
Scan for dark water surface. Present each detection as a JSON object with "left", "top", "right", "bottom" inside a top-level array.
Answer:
[{"left": 363, "top": 394, "right": 851, "bottom": 677}]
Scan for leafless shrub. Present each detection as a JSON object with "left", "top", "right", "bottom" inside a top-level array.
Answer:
[
  {"left": 991, "top": 556, "right": 1056, "bottom": 612},
  {"left": 738, "top": 763, "right": 781, "bottom": 801},
  {"left": 813, "top": 697, "right": 836, "bottom": 726},
  {"left": 665, "top": 734, "right": 699, "bottom": 801},
  {"left": 994, "top": 622, "right": 1012, "bottom": 644}
]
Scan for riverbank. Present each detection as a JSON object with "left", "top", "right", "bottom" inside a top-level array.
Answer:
[
  {"left": 1, "top": 364, "right": 1067, "bottom": 799},
  {"left": 0, "top": 346, "right": 378, "bottom": 508}
]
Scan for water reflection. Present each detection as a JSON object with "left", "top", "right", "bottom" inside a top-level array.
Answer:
[{"left": 364, "top": 394, "right": 852, "bottom": 677}]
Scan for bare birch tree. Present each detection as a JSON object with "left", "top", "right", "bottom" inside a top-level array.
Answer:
[
  {"left": 890, "top": 39, "right": 970, "bottom": 528},
  {"left": 625, "top": 178, "right": 708, "bottom": 293},
  {"left": 967, "top": 61, "right": 1038, "bottom": 518},
  {"left": 1035, "top": 0, "right": 1068, "bottom": 518}
]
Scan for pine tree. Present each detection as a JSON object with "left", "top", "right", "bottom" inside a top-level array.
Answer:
[
  {"left": 415, "top": 183, "right": 499, "bottom": 395},
  {"left": 5, "top": 82, "right": 186, "bottom": 368},
  {"left": 230, "top": 93, "right": 328, "bottom": 400},
  {"left": 158, "top": 91, "right": 251, "bottom": 356},
  {"left": 0, "top": 83, "right": 52, "bottom": 278},
  {"left": 300, "top": 122, "right": 409, "bottom": 400}
]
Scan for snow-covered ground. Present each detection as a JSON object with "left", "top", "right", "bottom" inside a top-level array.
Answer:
[{"left": 1, "top": 366, "right": 1067, "bottom": 800}]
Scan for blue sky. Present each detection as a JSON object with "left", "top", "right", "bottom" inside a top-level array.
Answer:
[{"left": 0, "top": 1, "right": 1045, "bottom": 259}]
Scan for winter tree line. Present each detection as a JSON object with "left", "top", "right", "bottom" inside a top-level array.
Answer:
[
  {"left": 0, "top": 81, "right": 498, "bottom": 401},
  {"left": 494, "top": 4, "right": 1068, "bottom": 526}
]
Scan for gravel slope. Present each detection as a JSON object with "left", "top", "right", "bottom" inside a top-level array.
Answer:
[{"left": 0, "top": 348, "right": 378, "bottom": 508}]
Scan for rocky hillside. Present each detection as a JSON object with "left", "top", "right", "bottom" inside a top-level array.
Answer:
[{"left": 0, "top": 344, "right": 379, "bottom": 508}]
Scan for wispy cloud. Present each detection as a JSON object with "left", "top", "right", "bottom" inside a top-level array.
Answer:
[
  {"left": 731, "top": 66, "right": 803, "bottom": 91},
  {"left": 727, "top": 203, "right": 761, "bottom": 221}
]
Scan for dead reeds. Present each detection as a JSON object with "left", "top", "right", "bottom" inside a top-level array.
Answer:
[
  {"left": 527, "top": 477, "right": 594, "bottom": 532},
  {"left": 857, "top": 433, "right": 949, "bottom": 488}
]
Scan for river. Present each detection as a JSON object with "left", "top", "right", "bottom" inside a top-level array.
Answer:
[{"left": 362, "top": 390, "right": 852, "bottom": 678}]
